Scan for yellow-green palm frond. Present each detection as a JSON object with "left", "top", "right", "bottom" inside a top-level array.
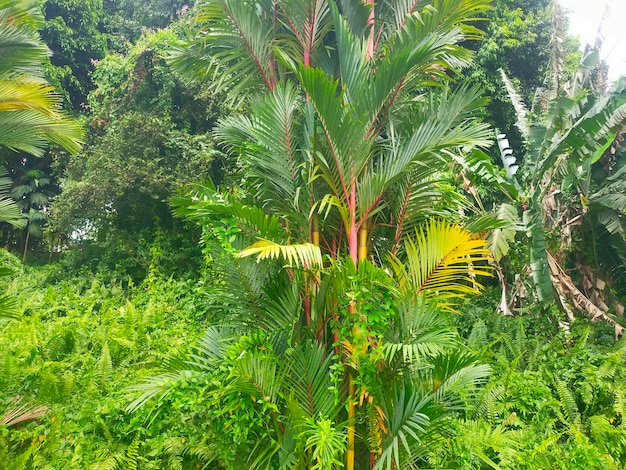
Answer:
[
  {"left": 390, "top": 220, "right": 492, "bottom": 303},
  {"left": 237, "top": 239, "right": 323, "bottom": 269},
  {"left": 0, "top": 0, "right": 83, "bottom": 156}
]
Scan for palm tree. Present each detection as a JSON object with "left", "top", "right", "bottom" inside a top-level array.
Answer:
[
  {"left": 128, "top": 218, "right": 491, "bottom": 468},
  {"left": 182, "top": 0, "right": 492, "bottom": 263},
  {"left": 0, "top": 0, "right": 82, "bottom": 156},
  {"left": 127, "top": 1, "right": 495, "bottom": 468},
  {"left": 0, "top": 0, "right": 82, "bottom": 264}
]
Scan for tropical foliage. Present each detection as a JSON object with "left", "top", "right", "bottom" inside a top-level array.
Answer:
[
  {"left": 0, "top": 0, "right": 82, "bottom": 156},
  {"left": 495, "top": 47, "right": 626, "bottom": 335},
  {"left": 1, "top": 0, "right": 626, "bottom": 469},
  {"left": 155, "top": 1, "right": 499, "bottom": 467}
]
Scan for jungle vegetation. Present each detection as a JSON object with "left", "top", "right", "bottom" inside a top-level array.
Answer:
[{"left": 1, "top": 0, "right": 626, "bottom": 469}]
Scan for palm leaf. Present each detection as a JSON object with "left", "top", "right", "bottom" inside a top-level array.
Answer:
[
  {"left": 237, "top": 239, "right": 323, "bottom": 268},
  {"left": 125, "top": 370, "right": 197, "bottom": 413},
  {"left": 0, "top": 1, "right": 83, "bottom": 156},
  {"left": 390, "top": 220, "right": 492, "bottom": 303},
  {"left": 172, "top": 183, "right": 287, "bottom": 242},
  {"left": 1, "top": 401, "right": 48, "bottom": 427},
  {"left": 278, "top": 0, "right": 332, "bottom": 66},
  {"left": 284, "top": 341, "right": 340, "bottom": 419},
  {"left": 226, "top": 348, "right": 284, "bottom": 405},
  {"left": 168, "top": 0, "right": 279, "bottom": 103},
  {"left": 382, "top": 300, "right": 458, "bottom": 365},
  {"left": 215, "top": 81, "right": 311, "bottom": 219},
  {"left": 375, "top": 381, "right": 434, "bottom": 470}
]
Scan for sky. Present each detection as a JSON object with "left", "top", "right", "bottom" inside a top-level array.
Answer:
[{"left": 559, "top": 0, "right": 626, "bottom": 82}]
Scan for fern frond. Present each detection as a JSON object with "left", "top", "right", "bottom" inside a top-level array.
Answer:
[
  {"left": 556, "top": 379, "right": 580, "bottom": 425},
  {"left": 473, "top": 384, "right": 507, "bottom": 423},
  {"left": 95, "top": 341, "right": 112, "bottom": 390},
  {"left": 121, "top": 435, "right": 140, "bottom": 469}
]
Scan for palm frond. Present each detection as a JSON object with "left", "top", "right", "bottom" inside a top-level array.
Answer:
[
  {"left": 453, "top": 148, "right": 519, "bottom": 200},
  {"left": 0, "top": 196, "right": 25, "bottom": 228},
  {"left": 375, "top": 381, "right": 434, "bottom": 470},
  {"left": 0, "top": 1, "right": 83, "bottom": 156},
  {"left": 429, "top": 352, "right": 491, "bottom": 406},
  {"left": 125, "top": 370, "right": 197, "bottom": 413},
  {"left": 296, "top": 63, "right": 372, "bottom": 201},
  {"left": 226, "top": 348, "right": 284, "bottom": 404},
  {"left": 172, "top": 183, "right": 287, "bottom": 242},
  {"left": 256, "top": 276, "right": 302, "bottom": 333},
  {"left": 284, "top": 341, "right": 340, "bottom": 419},
  {"left": 215, "top": 81, "right": 311, "bottom": 219},
  {"left": 238, "top": 239, "right": 323, "bottom": 268},
  {"left": 188, "top": 326, "right": 235, "bottom": 371},
  {"left": 382, "top": 300, "right": 458, "bottom": 365},
  {"left": 1, "top": 401, "right": 48, "bottom": 427},
  {"left": 169, "top": 0, "right": 279, "bottom": 103},
  {"left": 390, "top": 220, "right": 492, "bottom": 302},
  {"left": 278, "top": 0, "right": 332, "bottom": 66}
]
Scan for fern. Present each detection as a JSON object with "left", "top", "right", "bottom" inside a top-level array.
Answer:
[
  {"left": 473, "top": 385, "right": 506, "bottom": 424},
  {"left": 162, "top": 438, "right": 184, "bottom": 470},
  {"left": 95, "top": 341, "right": 112, "bottom": 390},
  {"left": 614, "top": 391, "right": 626, "bottom": 428},
  {"left": 467, "top": 319, "right": 488, "bottom": 347},
  {"left": 172, "top": 183, "right": 287, "bottom": 243},
  {"left": 597, "top": 345, "right": 626, "bottom": 379},
  {"left": 90, "top": 452, "right": 123, "bottom": 470},
  {"left": 556, "top": 379, "right": 580, "bottom": 425},
  {"left": 120, "top": 435, "right": 139, "bottom": 469}
]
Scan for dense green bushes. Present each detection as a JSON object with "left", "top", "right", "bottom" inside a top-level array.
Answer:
[
  {"left": 0, "top": 253, "right": 214, "bottom": 468},
  {"left": 2, "top": 256, "right": 626, "bottom": 468}
]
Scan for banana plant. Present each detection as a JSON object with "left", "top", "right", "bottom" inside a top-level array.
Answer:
[{"left": 498, "top": 49, "right": 626, "bottom": 335}]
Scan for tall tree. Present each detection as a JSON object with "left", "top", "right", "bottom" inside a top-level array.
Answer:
[
  {"left": 48, "top": 29, "right": 222, "bottom": 278},
  {"left": 131, "top": 1, "right": 497, "bottom": 468},
  {"left": 464, "top": 0, "right": 579, "bottom": 151}
]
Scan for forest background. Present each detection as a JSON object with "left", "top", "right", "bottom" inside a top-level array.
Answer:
[{"left": 2, "top": 0, "right": 626, "bottom": 468}]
